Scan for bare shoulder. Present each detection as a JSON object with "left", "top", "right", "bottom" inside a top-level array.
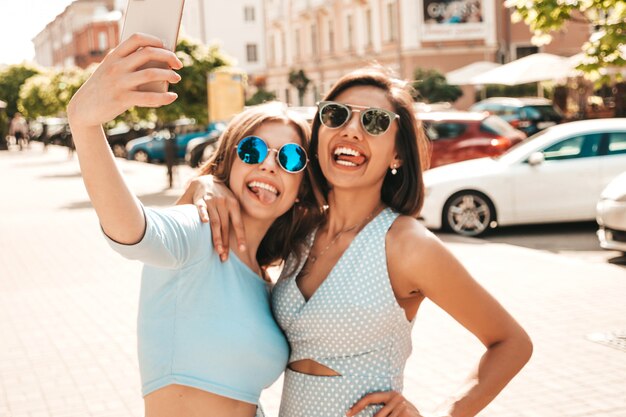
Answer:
[
  {"left": 387, "top": 215, "right": 448, "bottom": 262},
  {"left": 386, "top": 215, "right": 466, "bottom": 293}
]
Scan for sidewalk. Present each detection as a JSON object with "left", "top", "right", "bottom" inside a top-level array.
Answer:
[{"left": 1, "top": 144, "right": 625, "bottom": 417}]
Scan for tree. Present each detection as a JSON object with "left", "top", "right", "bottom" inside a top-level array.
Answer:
[
  {"left": 0, "top": 64, "right": 40, "bottom": 117},
  {"left": 506, "top": 0, "right": 626, "bottom": 83},
  {"left": 246, "top": 75, "right": 277, "bottom": 106},
  {"left": 18, "top": 67, "right": 92, "bottom": 119},
  {"left": 412, "top": 68, "right": 463, "bottom": 103},
  {"left": 288, "top": 69, "right": 310, "bottom": 106},
  {"left": 159, "top": 38, "right": 231, "bottom": 125}
]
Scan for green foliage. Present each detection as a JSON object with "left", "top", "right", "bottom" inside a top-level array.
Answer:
[
  {"left": 412, "top": 68, "right": 463, "bottom": 103},
  {"left": 475, "top": 83, "right": 541, "bottom": 101},
  {"left": 507, "top": 0, "right": 626, "bottom": 84},
  {"left": 288, "top": 69, "right": 311, "bottom": 106},
  {"left": 0, "top": 64, "right": 40, "bottom": 117},
  {"left": 245, "top": 87, "right": 277, "bottom": 106},
  {"left": 158, "top": 38, "right": 232, "bottom": 125},
  {"left": 18, "top": 67, "right": 92, "bottom": 119}
]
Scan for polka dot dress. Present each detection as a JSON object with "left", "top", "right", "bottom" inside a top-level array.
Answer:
[{"left": 272, "top": 208, "right": 414, "bottom": 417}]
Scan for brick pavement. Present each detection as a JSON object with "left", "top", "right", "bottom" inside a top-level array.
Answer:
[{"left": 1, "top": 143, "right": 625, "bottom": 417}]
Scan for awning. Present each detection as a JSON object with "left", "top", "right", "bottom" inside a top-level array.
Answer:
[
  {"left": 470, "top": 53, "right": 572, "bottom": 85},
  {"left": 445, "top": 61, "right": 502, "bottom": 85}
]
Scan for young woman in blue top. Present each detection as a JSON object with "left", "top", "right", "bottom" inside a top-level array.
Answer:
[
  {"left": 67, "top": 33, "right": 322, "bottom": 417},
  {"left": 181, "top": 66, "right": 533, "bottom": 417}
]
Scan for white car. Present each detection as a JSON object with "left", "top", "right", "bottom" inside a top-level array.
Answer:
[
  {"left": 597, "top": 171, "right": 626, "bottom": 253},
  {"left": 421, "top": 118, "right": 626, "bottom": 236}
]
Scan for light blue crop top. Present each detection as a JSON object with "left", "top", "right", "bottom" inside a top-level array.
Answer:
[{"left": 104, "top": 205, "right": 289, "bottom": 404}]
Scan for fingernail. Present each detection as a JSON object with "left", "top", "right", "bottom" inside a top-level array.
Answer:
[
  {"left": 239, "top": 244, "right": 246, "bottom": 252},
  {"left": 220, "top": 254, "right": 226, "bottom": 262}
]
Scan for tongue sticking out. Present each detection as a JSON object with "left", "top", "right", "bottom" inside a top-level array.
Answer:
[
  {"left": 336, "top": 154, "right": 366, "bottom": 166},
  {"left": 251, "top": 186, "right": 278, "bottom": 204}
]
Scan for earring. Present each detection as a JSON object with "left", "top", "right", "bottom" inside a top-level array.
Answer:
[{"left": 391, "top": 164, "right": 398, "bottom": 175}]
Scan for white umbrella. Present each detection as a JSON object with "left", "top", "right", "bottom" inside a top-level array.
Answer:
[
  {"left": 446, "top": 61, "right": 502, "bottom": 85},
  {"left": 470, "top": 53, "right": 572, "bottom": 85}
]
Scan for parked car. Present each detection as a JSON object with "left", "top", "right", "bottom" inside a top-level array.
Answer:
[
  {"left": 597, "top": 171, "right": 626, "bottom": 254},
  {"left": 106, "top": 123, "right": 155, "bottom": 158},
  {"left": 185, "top": 129, "right": 223, "bottom": 168},
  {"left": 418, "top": 111, "right": 526, "bottom": 168},
  {"left": 420, "top": 119, "right": 626, "bottom": 236},
  {"left": 126, "top": 121, "right": 224, "bottom": 163},
  {"left": 30, "top": 117, "right": 72, "bottom": 147},
  {"left": 470, "top": 97, "right": 564, "bottom": 136}
]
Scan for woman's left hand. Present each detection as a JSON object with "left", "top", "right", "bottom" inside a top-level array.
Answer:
[{"left": 347, "top": 391, "right": 422, "bottom": 417}]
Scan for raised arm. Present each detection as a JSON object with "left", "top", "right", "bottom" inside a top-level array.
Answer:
[{"left": 67, "top": 33, "right": 183, "bottom": 244}]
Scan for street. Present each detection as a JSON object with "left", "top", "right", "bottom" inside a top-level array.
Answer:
[{"left": 1, "top": 143, "right": 625, "bottom": 417}]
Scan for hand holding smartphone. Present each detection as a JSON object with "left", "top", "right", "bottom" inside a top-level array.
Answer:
[{"left": 120, "top": 0, "right": 185, "bottom": 93}]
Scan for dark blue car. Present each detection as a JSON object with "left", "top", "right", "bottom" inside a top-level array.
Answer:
[{"left": 126, "top": 122, "right": 225, "bottom": 163}]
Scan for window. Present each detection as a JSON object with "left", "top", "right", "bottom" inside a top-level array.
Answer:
[
  {"left": 365, "top": 8, "right": 373, "bottom": 46},
  {"left": 246, "top": 44, "right": 258, "bottom": 62},
  {"left": 515, "top": 45, "right": 539, "bottom": 60},
  {"left": 268, "top": 34, "right": 275, "bottom": 64},
  {"left": 346, "top": 14, "right": 354, "bottom": 51},
  {"left": 424, "top": 122, "right": 467, "bottom": 140},
  {"left": 328, "top": 18, "right": 335, "bottom": 53},
  {"left": 294, "top": 29, "right": 301, "bottom": 60},
  {"left": 311, "top": 23, "right": 318, "bottom": 57},
  {"left": 542, "top": 134, "right": 601, "bottom": 161},
  {"left": 386, "top": 1, "right": 398, "bottom": 41},
  {"left": 98, "top": 32, "right": 108, "bottom": 51},
  {"left": 281, "top": 31, "right": 286, "bottom": 64},
  {"left": 244, "top": 6, "right": 255, "bottom": 22},
  {"left": 607, "top": 132, "right": 626, "bottom": 155}
]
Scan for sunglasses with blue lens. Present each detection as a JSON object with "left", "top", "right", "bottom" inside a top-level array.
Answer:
[{"left": 236, "top": 136, "right": 308, "bottom": 174}]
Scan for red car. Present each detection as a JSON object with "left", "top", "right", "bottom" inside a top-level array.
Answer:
[{"left": 418, "top": 111, "right": 526, "bottom": 169}]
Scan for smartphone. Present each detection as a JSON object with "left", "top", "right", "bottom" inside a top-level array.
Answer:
[{"left": 120, "top": 0, "right": 185, "bottom": 93}]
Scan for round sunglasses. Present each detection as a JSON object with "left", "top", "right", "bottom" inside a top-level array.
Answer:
[
  {"left": 317, "top": 101, "right": 400, "bottom": 136},
  {"left": 236, "top": 136, "right": 308, "bottom": 173}
]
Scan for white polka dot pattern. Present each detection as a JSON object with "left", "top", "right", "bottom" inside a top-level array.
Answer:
[{"left": 272, "top": 208, "right": 415, "bottom": 417}]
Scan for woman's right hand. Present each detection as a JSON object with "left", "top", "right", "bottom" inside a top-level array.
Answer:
[
  {"left": 67, "top": 33, "right": 183, "bottom": 129},
  {"left": 184, "top": 176, "right": 247, "bottom": 261}
]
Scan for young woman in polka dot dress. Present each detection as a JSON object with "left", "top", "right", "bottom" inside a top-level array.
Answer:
[{"left": 180, "top": 67, "right": 533, "bottom": 417}]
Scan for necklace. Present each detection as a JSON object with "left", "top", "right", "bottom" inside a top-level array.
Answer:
[{"left": 309, "top": 205, "right": 382, "bottom": 264}]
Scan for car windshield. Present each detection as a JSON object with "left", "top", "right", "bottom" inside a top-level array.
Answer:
[
  {"left": 494, "top": 129, "right": 550, "bottom": 163},
  {"left": 423, "top": 121, "right": 467, "bottom": 140},
  {"left": 480, "top": 115, "right": 516, "bottom": 135},
  {"left": 523, "top": 105, "right": 562, "bottom": 120}
]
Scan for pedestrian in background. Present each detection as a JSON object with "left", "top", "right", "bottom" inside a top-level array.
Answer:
[
  {"left": 9, "top": 112, "right": 29, "bottom": 150},
  {"left": 164, "top": 132, "right": 177, "bottom": 188}
]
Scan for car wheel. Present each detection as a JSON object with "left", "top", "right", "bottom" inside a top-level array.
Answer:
[
  {"left": 133, "top": 150, "right": 150, "bottom": 163},
  {"left": 442, "top": 191, "right": 496, "bottom": 237},
  {"left": 112, "top": 143, "right": 127, "bottom": 158}
]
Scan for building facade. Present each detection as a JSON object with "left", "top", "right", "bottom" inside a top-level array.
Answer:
[
  {"left": 33, "top": 0, "right": 118, "bottom": 68},
  {"left": 181, "top": 0, "right": 267, "bottom": 76},
  {"left": 264, "top": 0, "right": 591, "bottom": 108}
]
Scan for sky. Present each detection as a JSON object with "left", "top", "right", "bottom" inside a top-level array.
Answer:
[{"left": 0, "top": 0, "right": 75, "bottom": 65}]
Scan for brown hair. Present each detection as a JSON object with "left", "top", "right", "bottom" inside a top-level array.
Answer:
[
  {"left": 310, "top": 66, "right": 431, "bottom": 216},
  {"left": 199, "top": 102, "right": 324, "bottom": 270}
]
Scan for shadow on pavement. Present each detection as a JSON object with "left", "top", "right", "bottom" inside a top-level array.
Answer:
[
  {"left": 40, "top": 172, "right": 83, "bottom": 179},
  {"left": 63, "top": 190, "right": 179, "bottom": 210}
]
